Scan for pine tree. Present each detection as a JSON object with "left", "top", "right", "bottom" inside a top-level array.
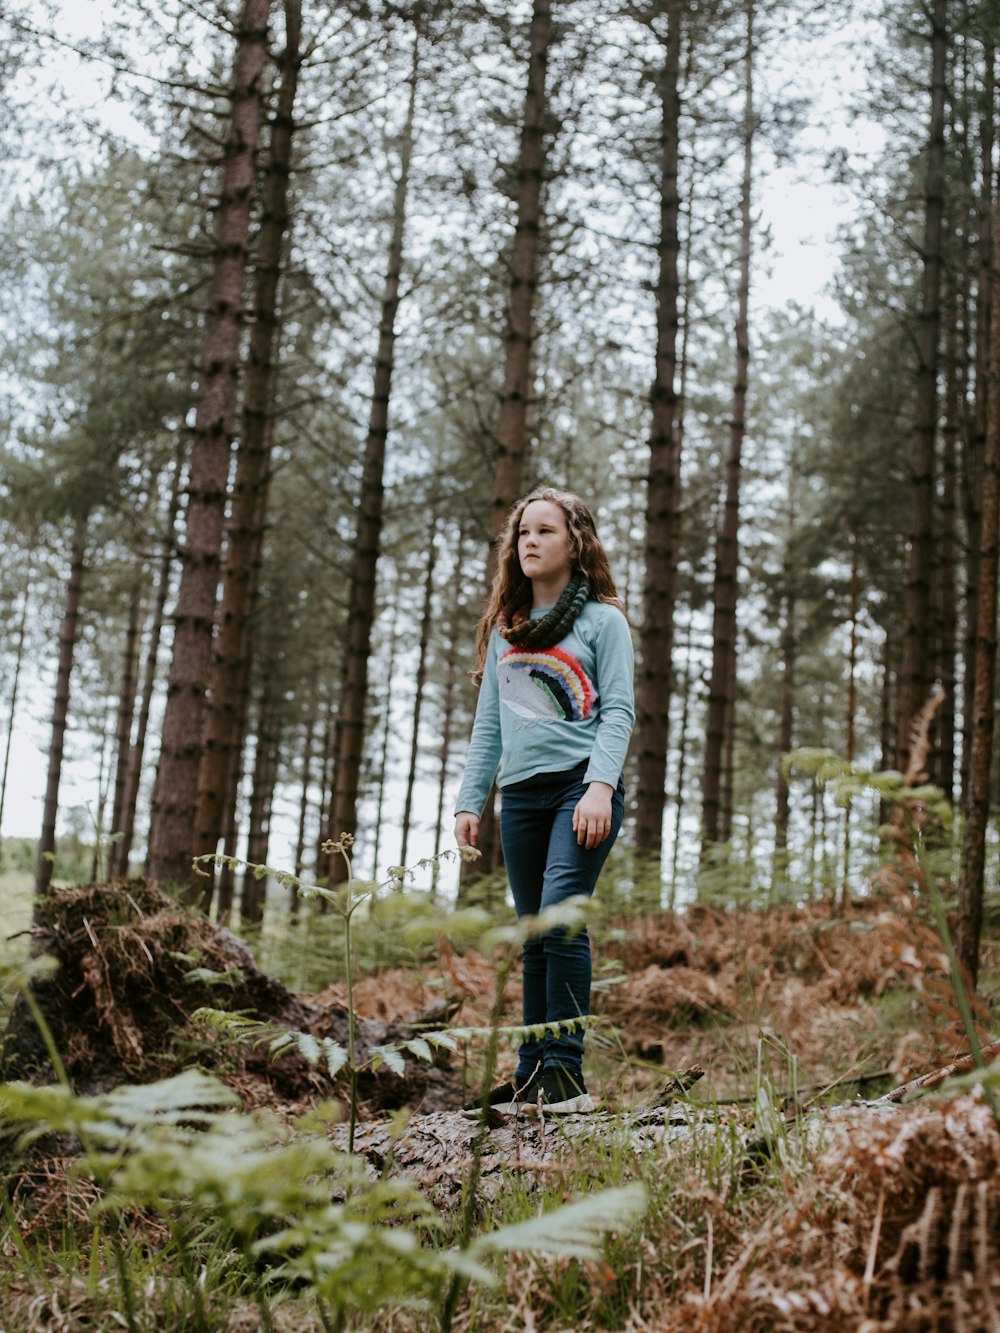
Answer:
[{"left": 149, "top": 0, "right": 272, "bottom": 887}]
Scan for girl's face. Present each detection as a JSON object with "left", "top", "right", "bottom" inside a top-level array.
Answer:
[{"left": 517, "top": 500, "right": 573, "bottom": 584}]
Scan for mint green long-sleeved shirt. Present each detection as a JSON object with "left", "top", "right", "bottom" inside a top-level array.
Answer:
[{"left": 454, "top": 599, "right": 635, "bottom": 817}]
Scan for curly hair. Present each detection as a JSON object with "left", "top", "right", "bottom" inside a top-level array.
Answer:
[{"left": 472, "top": 487, "right": 623, "bottom": 681}]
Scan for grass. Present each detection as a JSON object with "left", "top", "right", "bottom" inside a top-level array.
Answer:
[{"left": 3, "top": 847, "right": 1000, "bottom": 1330}]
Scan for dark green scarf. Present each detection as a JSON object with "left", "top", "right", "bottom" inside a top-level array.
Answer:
[{"left": 496, "top": 573, "right": 590, "bottom": 650}]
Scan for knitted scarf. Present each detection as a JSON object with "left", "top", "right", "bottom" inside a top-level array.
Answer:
[{"left": 496, "top": 572, "right": 590, "bottom": 650}]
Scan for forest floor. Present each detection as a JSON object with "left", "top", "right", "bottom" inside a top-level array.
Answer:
[{"left": 1, "top": 865, "right": 1000, "bottom": 1331}]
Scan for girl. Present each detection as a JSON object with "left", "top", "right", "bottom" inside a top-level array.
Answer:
[{"left": 455, "top": 487, "right": 635, "bottom": 1114}]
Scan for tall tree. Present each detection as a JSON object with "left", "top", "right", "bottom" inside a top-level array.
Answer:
[
  {"left": 149, "top": 0, "right": 272, "bottom": 887},
  {"left": 634, "top": 0, "right": 683, "bottom": 864},
  {"left": 961, "top": 32, "right": 993, "bottom": 801},
  {"left": 702, "top": 0, "right": 754, "bottom": 851},
  {"left": 956, "top": 189, "right": 1000, "bottom": 990},
  {"left": 895, "top": 0, "right": 948, "bottom": 771},
  {"left": 192, "top": 0, "right": 301, "bottom": 907},
  {"left": 107, "top": 577, "right": 142, "bottom": 865},
  {"left": 110, "top": 447, "right": 185, "bottom": 881},
  {"left": 326, "top": 32, "right": 419, "bottom": 884},
  {"left": 486, "top": 0, "right": 554, "bottom": 565},
  {"left": 400, "top": 516, "right": 439, "bottom": 870},
  {"left": 35, "top": 517, "right": 88, "bottom": 895},
  {"left": 0, "top": 578, "right": 29, "bottom": 872}
]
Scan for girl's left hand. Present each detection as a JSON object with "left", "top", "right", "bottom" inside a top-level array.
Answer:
[{"left": 573, "top": 782, "right": 614, "bottom": 849}]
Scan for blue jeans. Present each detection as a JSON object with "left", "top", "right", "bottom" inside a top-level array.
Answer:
[{"left": 500, "top": 763, "right": 625, "bottom": 1079}]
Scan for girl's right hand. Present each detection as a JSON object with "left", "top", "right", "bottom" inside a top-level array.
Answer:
[{"left": 455, "top": 812, "right": 480, "bottom": 848}]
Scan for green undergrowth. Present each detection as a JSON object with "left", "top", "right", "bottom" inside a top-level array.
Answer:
[
  {"left": 4, "top": 757, "right": 1000, "bottom": 1330},
  {"left": 0, "top": 1057, "right": 812, "bottom": 1333}
]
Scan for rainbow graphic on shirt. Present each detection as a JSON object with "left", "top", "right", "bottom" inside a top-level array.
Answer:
[{"left": 498, "top": 646, "right": 595, "bottom": 722}]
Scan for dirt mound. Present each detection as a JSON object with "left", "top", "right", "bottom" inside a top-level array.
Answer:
[{"left": 2, "top": 881, "right": 463, "bottom": 1115}]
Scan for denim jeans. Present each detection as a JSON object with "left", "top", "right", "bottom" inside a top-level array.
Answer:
[{"left": 500, "top": 762, "right": 625, "bottom": 1079}]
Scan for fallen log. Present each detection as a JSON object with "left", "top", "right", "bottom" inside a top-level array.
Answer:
[{"left": 327, "top": 1064, "right": 721, "bottom": 1208}]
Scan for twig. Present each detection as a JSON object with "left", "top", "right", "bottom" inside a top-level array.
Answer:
[
  {"left": 862, "top": 1186, "right": 885, "bottom": 1304},
  {"left": 873, "top": 1036, "right": 1000, "bottom": 1104},
  {"left": 704, "top": 1214, "right": 714, "bottom": 1301}
]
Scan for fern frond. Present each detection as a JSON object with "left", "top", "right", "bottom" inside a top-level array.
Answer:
[{"left": 470, "top": 1183, "right": 647, "bottom": 1260}]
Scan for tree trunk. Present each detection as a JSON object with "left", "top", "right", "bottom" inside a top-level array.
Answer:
[
  {"left": 634, "top": 0, "right": 683, "bottom": 863},
  {"left": 486, "top": 0, "right": 553, "bottom": 568},
  {"left": 314, "top": 694, "right": 335, "bottom": 878},
  {"left": 667, "top": 622, "right": 694, "bottom": 912},
  {"left": 192, "top": 0, "right": 300, "bottom": 903},
  {"left": 216, "top": 618, "right": 257, "bottom": 922},
  {"left": 720, "top": 646, "right": 737, "bottom": 844},
  {"left": 91, "top": 726, "right": 112, "bottom": 884},
  {"left": 241, "top": 699, "right": 281, "bottom": 926},
  {"left": 212, "top": 442, "right": 275, "bottom": 915},
  {"left": 842, "top": 541, "right": 860, "bottom": 903},
  {"left": 0, "top": 579, "right": 30, "bottom": 874},
  {"left": 431, "top": 531, "right": 467, "bottom": 901},
  {"left": 291, "top": 709, "right": 316, "bottom": 918},
  {"left": 113, "top": 447, "right": 184, "bottom": 882},
  {"left": 109, "top": 578, "right": 142, "bottom": 857},
  {"left": 895, "top": 0, "right": 948, "bottom": 772},
  {"left": 702, "top": 2, "right": 753, "bottom": 852},
  {"left": 961, "top": 36, "right": 993, "bottom": 803},
  {"left": 149, "top": 0, "right": 271, "bottom": 888},
  {"left": 956, "top": 191, "right": 1000, "bottom": 990},
  {"left": 370, "top": 601, "right": 400, "bottom": 881},
  {"left": 934, "top": 277, "right": 960, "bottom": 802},
  {"left": 327, "top": 37, "right": 418, "bottom": 886},
  {"left": 36, "top": 516, "right": 88, "bottom": 897},
  {"left": 400, "top": 519, "right": 439, "bottom": 871},
  {"left": 773, "top": 593, "right": 795, "bottom": 873}
]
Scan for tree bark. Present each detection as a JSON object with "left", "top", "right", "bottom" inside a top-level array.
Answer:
[
  {"left": 216, "top": 618, "right": 257, "bottom": 923},
  {"left": 241, "top": 695, "right": 281, "bottom": 925},
  {"left": 842, "top": 541, "right": 859, "bottom": 903},
  {"left": 400, "top": 519, "right": 439, "bottom": 871},
  {"left": 109, "top": 578, "right": 142, "bottom": 858},
  {"left": 702, "top": 2, "right": 753, "bottom": 852},
  {"left": 486, "top": 0, "right": 553, "bottom": 570},
  {"left": 91, "top": 727, "right": 112, "bottom": 884},
  {"left": 956, "top": 191, "right": 1000, "bottom": 990},
  {"left": 192, "top": 0, "right": 300, "bottom": 903},
  {"left": 291, "top": 709, "right": 316, "bottom": 919},
  {"left": 0, "top": 579, "right": 29, "bottom": 874},
  {"left": 895, "top": 0, "right": 948, "bottom": 773},
  {"left": 370, "top": 600, "right": 400, "bottom": 881},
  {"left": 149, "top": 0, "right": 271, "bottom": 888},
  {"left": 934, "top": 277, "right": 960, "bottom": 803},
  {"left": 773, "top": 593, "right": 795, "bottom": 869},
  {"left": 314, "top": 694, "right": 336, "bottom": 879},
  {"left": 113, "top": 448, "right": 184, "bottom": 882},
  {"left": 961, "top": 37, "right": 993, "bottom": 803},
  {"left": 35, "top": 516, "right": 88, "bottom": 897},
  {"left": 635, "top": 0, "right": 683, "bottom": 863},
  {"left": 326, "top": 36, "right": 418, "bottom": 885},
  {"left": 432, "top": 531, "right": 467, "bottom": 901}
]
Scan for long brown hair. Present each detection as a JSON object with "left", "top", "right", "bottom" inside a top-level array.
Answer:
[{"left": 473, "top": 487, "right": 622, "bottom": 680}]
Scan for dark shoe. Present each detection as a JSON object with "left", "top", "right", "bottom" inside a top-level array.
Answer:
[
  {"left": 462, "top": 1064, "right": 540, "bottom": 1115},
  {"left": 535, "top": 1067, "right": 595, "bottom": 1114}
]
